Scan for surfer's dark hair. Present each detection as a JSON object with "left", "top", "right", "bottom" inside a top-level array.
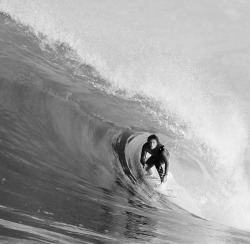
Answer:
[{"left": 147, "top": 134, "right": 159, "bottom": 143}]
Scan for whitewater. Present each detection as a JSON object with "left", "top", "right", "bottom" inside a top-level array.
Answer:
[{"left": 0, "top": 0, "right": 250, "bottom": 243}]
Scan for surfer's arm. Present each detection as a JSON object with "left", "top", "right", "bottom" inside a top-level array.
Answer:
[
  {"left": 163, "top": 156, "right": 169, "bottom": 176},
  {"left": 160, "top": 146, "right": 170, "bottom": 177},
  {"left": 140, "top": 144, "right": 147, "bottom": 167},
  {"left": 159, "top": 156, "right": 169, "bottom": 183}
]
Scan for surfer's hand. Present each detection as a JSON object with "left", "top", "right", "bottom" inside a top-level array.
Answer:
[{"left": 161, "top": 173, "right": 168, "bottom": 182}]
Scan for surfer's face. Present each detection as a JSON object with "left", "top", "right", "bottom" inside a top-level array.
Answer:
[{"left": 149, "top": 139, "right": 157, "bottom": 149}]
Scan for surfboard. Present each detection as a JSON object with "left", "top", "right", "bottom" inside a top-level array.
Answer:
[{"left": 144, "top": 172, "right": 177, "bottom": 198}]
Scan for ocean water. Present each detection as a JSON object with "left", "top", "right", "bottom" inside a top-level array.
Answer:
[{"left": 0, "top": 1, "right": 250, "bottom": 243}]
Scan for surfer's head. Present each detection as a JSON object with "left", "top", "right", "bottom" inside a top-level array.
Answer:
[{"left": 147, "top": 134, "right": 159, "bottom": 149}]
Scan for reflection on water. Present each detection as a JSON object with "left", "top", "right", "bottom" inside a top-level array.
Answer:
[{"left": 125, "top": 199, "right": 157, "bottom": 241}]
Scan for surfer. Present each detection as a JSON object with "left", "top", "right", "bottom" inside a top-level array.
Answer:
[{"left": 140, "top": 134, "right": 170, "bottom": 183}]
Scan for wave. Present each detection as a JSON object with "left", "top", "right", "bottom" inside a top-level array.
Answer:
[
  {"left": 0, "top": 4, "right": 250, "bottom": 242},
  {"left": 0, "top": 0, "right": 248, "bottom": 156}
]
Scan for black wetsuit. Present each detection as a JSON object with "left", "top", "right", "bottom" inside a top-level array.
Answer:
[{"left": 140, "top": 142, "right": 169, "bottom": 179}]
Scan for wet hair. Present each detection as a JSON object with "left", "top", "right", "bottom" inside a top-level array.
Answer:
[{"left": 147, "top": 134, "right": 159, "bottom": 143}]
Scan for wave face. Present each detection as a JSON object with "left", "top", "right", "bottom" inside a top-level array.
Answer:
[{"left": 0, "top": 1, "right": 250, "bottom": 243}]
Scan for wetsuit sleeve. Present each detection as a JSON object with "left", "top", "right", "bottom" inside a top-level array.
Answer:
[
  {"left": 159, "top": 144, "right": 170, "bottom": 157},
  {"left": 163, "top": 155, "right": 169, "bottom": 176},
  {"left": 159, "top": 145, "right": 170, "bottom": 176},
  {"left": 140, "top": 143, "right": 147, "bottom": 166}
]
